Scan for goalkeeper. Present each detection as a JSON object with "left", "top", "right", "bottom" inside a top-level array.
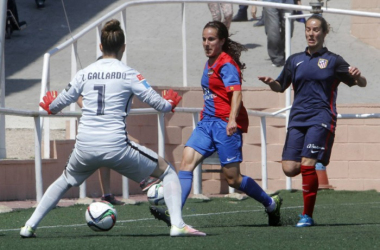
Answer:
[{"left": 20, "top": 19, "right": 205, "bottom": 238}]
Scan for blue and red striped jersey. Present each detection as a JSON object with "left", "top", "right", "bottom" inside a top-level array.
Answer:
[
  {"left": 200, "top": 52, "right": 248, "bottom": 133},
  {"left": 276, "top": 47, "right": 356, "bottom": 133}
]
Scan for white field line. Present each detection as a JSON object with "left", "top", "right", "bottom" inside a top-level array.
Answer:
[{"left": 2, "top": 202, "right": 380, "bottom": 233}]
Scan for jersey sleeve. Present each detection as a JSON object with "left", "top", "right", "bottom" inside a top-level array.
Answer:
[
  {"left": 131, "top": 72, "right": 172, "bottom": 113},
  {"left": 219, "top": 63, "right": 242, "bottom": 92},
  {"left": 49, "top": 70, "right": 84, "bottom": 113},
  {"left": 276, "top": 56, "right": 293, "bottom": 92},
  {"left": 335, "top": 55, "right": 356, "bottom": 87}
]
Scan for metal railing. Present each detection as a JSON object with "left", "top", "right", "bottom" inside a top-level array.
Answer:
[
  {"left": 3, "top": 106, "right": 380, "bottom": 202},
  {"left": 37, "top": 0, "right": 380, "bottom": 160},
  {"left": 0, "top": 106, "right": 287, "bottom": 201}
]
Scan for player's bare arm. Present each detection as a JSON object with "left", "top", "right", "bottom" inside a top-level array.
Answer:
[
  {"left": 348, "top": 66, "right": 367, "bottom": 87},
  {"left": 258, "top": 76, "right": 282, "bottom": 92},
  {"left": 227, "top": 90, "right": 241, "bottom": 136}
]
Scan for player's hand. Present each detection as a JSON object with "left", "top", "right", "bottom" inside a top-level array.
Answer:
[
  {"left": 348, "top": 66, "right": 361, "bottom": 79},
  {"left": 162, "top": 89, "right": 182, "bottom": 112},
  {"left": 258, "top": 76, "right": 275, "bottom": 85},
  {"left": 226, "top": 120, "right": 238, "bottom": 136},
  {"left": 39, "top": 90, "right": 58, "bottom": 114}
]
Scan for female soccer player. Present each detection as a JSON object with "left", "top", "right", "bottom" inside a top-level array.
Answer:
[
  {"left": 150, "top": 21, "right": 282, "bottom": 227},
  {"left": 258, "top": 14, "right": 367, "bottom": 227},
  {"left": 20, "top": 19, "right": 205, "bottom": 238}
]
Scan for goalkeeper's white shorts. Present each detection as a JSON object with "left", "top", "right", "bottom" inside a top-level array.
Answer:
[{"left": 63, "top": 140, "right": 158, "bottom": 186}]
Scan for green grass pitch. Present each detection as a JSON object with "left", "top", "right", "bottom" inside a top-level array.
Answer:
[{"left": 1, "top": 190, "right": 379, "bottom": 250}]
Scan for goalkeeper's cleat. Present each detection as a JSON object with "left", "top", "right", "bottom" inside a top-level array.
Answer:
[
  {"left": 140, "top": 177, "right": 161, "bottom": 193},
  {"left": 20, "top": 225, "right": 36, "bottom": 238},
  {"left": 101, "top": 194, "right": 124, "bottom": 205},
  {"left": 296, "top": 214, "right": 314, "bottom": 227},
  {"left": 266, "top": 194, "right": 282, "bottom": 226},
  {"left": 150, "top": 205, "right": 171, "bottom": 227},
  {"left": 170, "top": 225, "right": 206, "bottom": 237}
]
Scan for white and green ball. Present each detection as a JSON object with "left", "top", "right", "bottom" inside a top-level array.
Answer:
[
  {"left": 147, "top": 183, "right": 165, "bottom": 205},
  {"left": 85, "top": 201, "right": 117, "bottom": 231}
]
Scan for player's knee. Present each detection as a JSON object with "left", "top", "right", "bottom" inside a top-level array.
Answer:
[
  {"left": 57, "top": 173, "right": 73, "bottom": 189},
  {"left": 180, "top": 160, "right": 196, "bottom": 172},
  {"left": 62, "top": 170, "right": 80, "bottom": 187},
  {"left": 282, "top": 162, "right": 301, "bottom": 177},
  {"left": 225, "top": 176, "right": 240, "bottom": 189}
]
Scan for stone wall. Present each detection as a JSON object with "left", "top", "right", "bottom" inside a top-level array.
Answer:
[{"left": 351, "top": 0, "right": 380, "bottom": 49}]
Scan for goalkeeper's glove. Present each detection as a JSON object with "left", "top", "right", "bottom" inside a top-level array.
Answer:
[
  {"left": 39, "top": 90, "right": 58, "bottom": 114},
  {"left": 162, "top": 89, "right": 182, "bottom": 112}
]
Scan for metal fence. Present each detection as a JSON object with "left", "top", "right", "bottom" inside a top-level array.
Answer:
[{"left": 2, "top": 106, "right": 380, "bottom": 202}]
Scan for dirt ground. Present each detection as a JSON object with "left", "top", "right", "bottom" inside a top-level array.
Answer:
[{"left": 4, "top": 128, "right": 66, "bottom": 159}]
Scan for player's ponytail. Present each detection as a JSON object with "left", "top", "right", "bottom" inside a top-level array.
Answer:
[
  {"left": 101, "top": 19, "right": 125, "bottom": 56},
  {"left": 224, "top": 37, "right": 247, "bottom": 71},
  {"left": 203, "top": 21, "right": 247, "bottom": 71}
]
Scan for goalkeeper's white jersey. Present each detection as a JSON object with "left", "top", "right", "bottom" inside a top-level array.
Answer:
[{"left": 50, "top": 58, "right": 172, "bottom": 150}]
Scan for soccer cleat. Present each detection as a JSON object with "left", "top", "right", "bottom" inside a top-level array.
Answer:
[
  {"left": 150, "top": 205, "right": 171, "bottom": 227},
  {"left": 140, "top": 177, "right": 161, "bottom": 192},
  {"left": 170, "top": 225, "right": 206, "bottom": 237},
  {"left": 20, "top": 226, "right": 36, "bottom": 238},
  {"left": 296, "top": 214, "right": 315, "bottom": 227},
  {"left": 101, "top": 194, "right": 124, "bottom": 205},
  {"left": 266, "top": 194, "right": 282, "bottom": 226}
]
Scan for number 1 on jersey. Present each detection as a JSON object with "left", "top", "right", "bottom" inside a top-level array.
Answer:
[{"left": 94, "top": 85, "right": 105, "bottom": 115}]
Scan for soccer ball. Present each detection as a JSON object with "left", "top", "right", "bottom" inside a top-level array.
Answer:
[
  {"left": 85, "top": 201, "right": 117, "bottom": 232},
  {"left": 147, "top": 183, "right": 165, "bottom": 205}
]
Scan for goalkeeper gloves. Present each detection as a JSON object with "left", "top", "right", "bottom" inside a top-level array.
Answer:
[
  {"left": 39, "top": 90, "right": 58, "bottom": 114},
  {"left": 162, "top": 89, "right": 182, "bottom": 112}
]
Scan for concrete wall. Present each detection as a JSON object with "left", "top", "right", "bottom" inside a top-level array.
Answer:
[
  {"left": 1, "top": 87, "right": 380, "bottom": 201},
  {"left": 351, "top": 0, "right": 380, "bottom": 49}
]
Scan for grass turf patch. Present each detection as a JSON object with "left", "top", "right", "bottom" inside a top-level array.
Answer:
[{"left": 1, "top": 190, "right": 379, "bottom": 249}]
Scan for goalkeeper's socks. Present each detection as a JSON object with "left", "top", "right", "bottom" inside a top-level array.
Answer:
[
  {"left": 238, "top": 175, "right": 272, "bottom": 207},
  {"left": 301, "top": 165, "right": 319, "bottom": 217},
  {"left": 178, "top": 171, "right": 193, "bottom": 209},
  {"left": 162, "top": 165, "right": 186, "bottom": 229},
  {"left": 26, "top": 174, "right": 71, "bottom": 229}
]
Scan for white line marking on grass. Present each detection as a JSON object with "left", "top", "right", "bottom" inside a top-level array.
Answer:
[{"left": 2, "top": 201, "right": 380, "bottom": 233}]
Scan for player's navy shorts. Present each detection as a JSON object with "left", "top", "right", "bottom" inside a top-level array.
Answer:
[
  {"left": 185, "top": 117, "right": 243, "bottom": 167},
  {"left": 282, "top": 125, "right": 335, "bottom": 166}
]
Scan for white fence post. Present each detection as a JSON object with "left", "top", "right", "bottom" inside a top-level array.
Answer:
[
  {"left": 158, "top": 113, "right": 165, "bottom": 158},
  {"left": 34, "top": 117, "right": 43, "bottom": 202},
  {"left": 260, "top": 117, "right": 268, "bottom": 191},
  {"left": 96, "top": 24, "right": 102, "bottom": 59},
  {"left": 0, "top": 0, "right": 6, "bottom": 159},
  {"left": 121, "top": 9, "right": 127, "bottom": 65},
  {"left": 120, "top": 9, "right": 130, "bottom": 200},
  {"left": 70, "top": 42, "right": 78, "bottom": 140},
  {"left": 181, "top": 3, "right": 187, "bottom": 87},
  {"left": 192, "top": 112, "right": 202, "bottom": 194},
  {"left": 41, "top": 53, "right": 51, "bottom": 159},
  {"left": 0, "top": 53, "right": 5, "bottom": 159},
  {"left": 284, "top": 12, "right": 292, "bottom": 190}
]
